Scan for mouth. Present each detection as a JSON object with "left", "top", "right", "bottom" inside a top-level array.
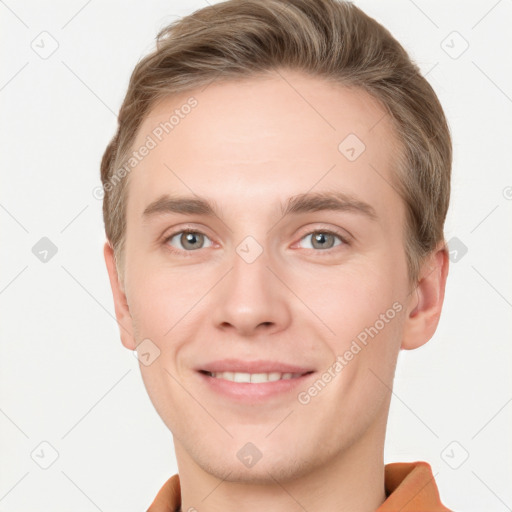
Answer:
[
  {"left": 199, "top": 369, "right": 313, "bottom": 383},
  {"left": 196, "top": 359, "right": 316, "bottom": 402}
]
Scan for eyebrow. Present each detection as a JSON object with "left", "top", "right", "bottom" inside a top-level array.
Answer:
[{"left": 142, "top": 191, "right": 378, "bottom": 222}]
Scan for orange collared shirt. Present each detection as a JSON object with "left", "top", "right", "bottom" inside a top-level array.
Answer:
[{"left": 147, "top": 461, "right": 451, "bottom": 512}]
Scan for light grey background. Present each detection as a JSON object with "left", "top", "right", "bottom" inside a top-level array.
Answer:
[{"left": 1, "top": 0, "right": 511, "bottom": 511}]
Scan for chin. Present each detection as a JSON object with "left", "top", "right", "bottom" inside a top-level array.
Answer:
[{"left": 193, "top": 445, "right": 317, "bottom": 484}]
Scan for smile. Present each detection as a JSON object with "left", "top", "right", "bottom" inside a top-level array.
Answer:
[{"left": 203, "top": 371, "right": 307, "bottom": 383}]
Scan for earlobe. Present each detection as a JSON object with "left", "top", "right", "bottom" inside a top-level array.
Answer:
[
  {"left": 103, "top": 241, "right": 137, "bottom": 351},
  {"left": 401, "top": 242, "right": 450, "bottom": 350}
]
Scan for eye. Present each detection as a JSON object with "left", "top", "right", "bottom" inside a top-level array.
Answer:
[
  {"left": 165, "top": 230, "right": 213, "bottom": 252},
  {"left": 297, "top": 230, "right": 348, "bottom": 251}
]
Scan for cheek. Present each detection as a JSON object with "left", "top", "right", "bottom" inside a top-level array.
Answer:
[
  {"left": 312, "top": 263, "right": 400, "bottom": 334},
  {"left": 126, "top": 263, "right": 203, "bottom": 341},
  {"left": 307, "top": 262, "right": 405, "bottom": 388},
  {"left": 307, "top": 272, "right": 404, "bottom": 426}
]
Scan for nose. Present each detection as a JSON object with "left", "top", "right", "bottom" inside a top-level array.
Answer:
[{"left": 211, "top": 240, "right": 292, "bottom": 337}]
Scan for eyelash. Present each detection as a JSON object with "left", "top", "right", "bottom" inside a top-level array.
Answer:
[{"left": 162, "top": 225, "right": 350, "bottom": 257}]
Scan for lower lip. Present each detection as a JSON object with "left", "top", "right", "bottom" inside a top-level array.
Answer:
[{"left": 198, "top": 371, "right": 315, "bottom": 402}]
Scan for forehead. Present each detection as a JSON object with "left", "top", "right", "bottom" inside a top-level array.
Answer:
[{"left": 126, "top": 69, "right": 403, "bottom": 222}]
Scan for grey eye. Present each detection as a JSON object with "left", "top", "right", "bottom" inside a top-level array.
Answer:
[
  {"left": 299, "top": 231, "right": 343, "bottom": 250},
  {"left": 168, "top": 231, "right": 213, "bottom": 251}
]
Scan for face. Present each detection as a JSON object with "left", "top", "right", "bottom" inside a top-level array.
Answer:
[{"left": 106, "top": 69, "right": 444, "bottom": 483}]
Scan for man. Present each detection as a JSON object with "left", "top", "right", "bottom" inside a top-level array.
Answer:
[{"left": 100, "top": 0, "right": 452, "bottom": 510}]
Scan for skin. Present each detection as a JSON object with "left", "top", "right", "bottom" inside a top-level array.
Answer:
[{"left": 104, "top": 69, "right": 449, "bottom": 512}]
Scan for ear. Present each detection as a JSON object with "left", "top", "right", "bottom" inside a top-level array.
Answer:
[
  {"left": 103, "top": 241, "right": 137, "bottom": 350},
  {"left": 401, "top": 241, "right": 450, "bottom": 350}
]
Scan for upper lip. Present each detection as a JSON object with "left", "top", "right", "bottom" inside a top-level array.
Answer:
[{"left": 198, "top": 359, "right": 314, "bottom": 374}]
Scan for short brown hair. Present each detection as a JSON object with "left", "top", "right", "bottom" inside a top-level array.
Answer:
[{"left": 100, "top": 0, "right": 451, "bottom": 287}]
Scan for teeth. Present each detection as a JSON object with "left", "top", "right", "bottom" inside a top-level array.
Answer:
[{"left": 209, "top": 371, "right": 300, "bottom": 383}]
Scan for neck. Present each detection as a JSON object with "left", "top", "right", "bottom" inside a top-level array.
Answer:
[{"left": 174, "top": 417, "right": 388, "bottom": 512}]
